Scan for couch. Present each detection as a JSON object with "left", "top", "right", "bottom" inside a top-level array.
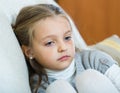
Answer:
[{"left": 0, "top": 0, "right": 120, "bottom": 93}]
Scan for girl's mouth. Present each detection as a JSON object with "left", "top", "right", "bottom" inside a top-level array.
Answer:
[{"left": 58, "top": 55, "right": 70, "bottom": 61}]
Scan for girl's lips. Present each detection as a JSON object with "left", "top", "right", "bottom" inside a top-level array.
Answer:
[{"left": 58, "top": 55, "right": 70, "bottom": 61}]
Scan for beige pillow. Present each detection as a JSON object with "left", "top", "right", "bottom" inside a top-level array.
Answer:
[{"left": 91, "top": 35, "right": 120, "bottom": 65}]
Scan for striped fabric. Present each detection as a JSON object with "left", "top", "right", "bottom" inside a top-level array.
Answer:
[{"left": 91, "top": 35, "right": 120, "bottom": 65}]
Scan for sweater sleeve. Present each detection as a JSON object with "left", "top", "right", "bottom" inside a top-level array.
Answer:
[{"left": 80, "top": 50, "right": 118, "bottom": 74}]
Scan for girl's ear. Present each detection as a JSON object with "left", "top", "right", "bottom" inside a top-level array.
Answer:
[{"left": 21, "top": 45, "right": 34, "bottom": 59}]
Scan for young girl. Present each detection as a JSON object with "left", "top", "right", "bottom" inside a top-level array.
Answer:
[{"left": 13, "top": 4, "right": 120, "bottom": 93}]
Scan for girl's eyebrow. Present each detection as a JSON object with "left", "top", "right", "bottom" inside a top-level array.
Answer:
[
  {"left": 65, "top": 30, "right": 72, "bottom": 34},
  {"left": 41, "top": 30, "right": 72, "bottom": 41},
  {"left": 41, "top": 35, "right": 57, "bottom": 41}
]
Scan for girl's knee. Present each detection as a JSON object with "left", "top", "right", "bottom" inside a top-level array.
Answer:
[
  {"left": 46, "top": 80, "right": 77, "bottom": 93},
  {"left": 75, "top": 69, "right": 119, "bottom": 93},
  {"left": 75, "top": 69, "right": 104, "bottom": 89}
]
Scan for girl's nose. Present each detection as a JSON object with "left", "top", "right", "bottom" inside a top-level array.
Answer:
[{"left": 58, "top": 41, "right": 67, "bottom": 52}]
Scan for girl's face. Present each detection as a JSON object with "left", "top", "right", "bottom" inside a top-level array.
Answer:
[{"left": 28, "top": 16, "right": 75, "bottom": 71}]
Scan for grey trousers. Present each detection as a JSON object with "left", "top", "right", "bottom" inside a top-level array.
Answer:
[{"left": 46, "top": 69, "right": 119, "bottom": 93}]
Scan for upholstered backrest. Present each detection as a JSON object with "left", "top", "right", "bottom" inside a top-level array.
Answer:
[
  {"left": 91, "top": 35, "right": 120, "bottom": 65},
  {"left": 0, "top": 0, "right": 87, "bottom": 93}
]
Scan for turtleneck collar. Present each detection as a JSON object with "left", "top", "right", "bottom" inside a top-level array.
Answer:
[{"left": 45, "top": 59, "right": 75, "bottom": 82}]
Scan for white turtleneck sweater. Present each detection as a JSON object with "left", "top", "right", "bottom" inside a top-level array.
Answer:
[{"left": 45, "top": 59, "right": 76, "bottom": 83}]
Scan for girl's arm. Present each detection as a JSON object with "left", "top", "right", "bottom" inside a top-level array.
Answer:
[
  {"left": 80, "top": 50, "right": 117, "bottom": 74},
  {"left": 80, "top": 50, "right": 120, "bottom": 91}
]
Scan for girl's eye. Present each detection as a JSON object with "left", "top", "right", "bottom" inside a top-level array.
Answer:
[
  {"left": 45, "top": 41, "right": 55, "bottom": 46},
  {"left": 64, "top": 36, "right": 72, "bottom": 41}
]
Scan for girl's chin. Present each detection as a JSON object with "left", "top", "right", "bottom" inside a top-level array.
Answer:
[{"left": 58, "top": 62, "right": 72, "bottom": 70}]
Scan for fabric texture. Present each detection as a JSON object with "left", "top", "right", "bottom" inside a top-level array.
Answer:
[
  {"left": 91, "top": 35, "right": 120, "bottom": 65},
  {"left": 0, "top": 3, "right": 31, "bottom": 93},
  {"left": 45, "top": 59, "right": 75, "bottom": 82},
  {"left": 46, "top": 80, "right": 77, "bottom": 93},
  {"left": 75, "top": 69, "right": 119, "bottom": 93},
  {"left": 105, "top": 64, "right": 120, "bottom": 91}
]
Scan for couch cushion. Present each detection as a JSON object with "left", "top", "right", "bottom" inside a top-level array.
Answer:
[
  {"left": 0, "top": 7, "right": 31, "bottom": 93},
  {"left": 91, "top": 35, "right": 120, "bottom": 65}
]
